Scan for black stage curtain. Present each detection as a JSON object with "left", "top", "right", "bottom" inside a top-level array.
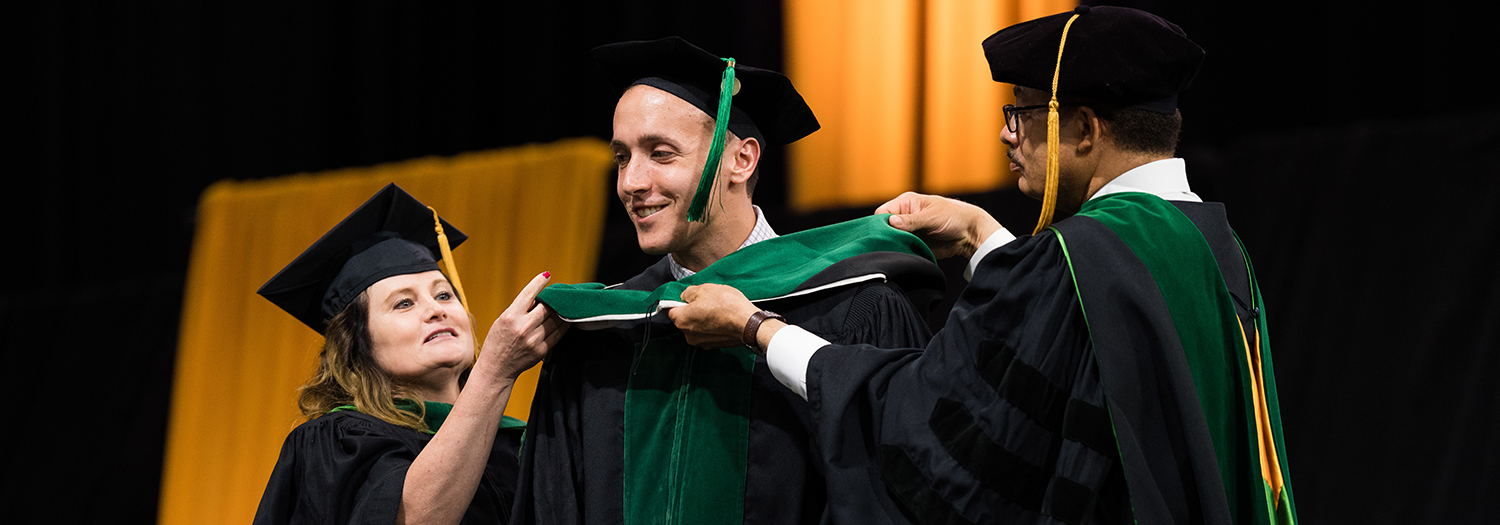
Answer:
[
  {"left": 6, "top": 1, "right": 1497, "bottom": 524},
  {"left": 1186, "top": 107, "right": 1500, "bottom": 524},
  {"left": 776, "top": 106, "right": 1500, "bottom": 524}
]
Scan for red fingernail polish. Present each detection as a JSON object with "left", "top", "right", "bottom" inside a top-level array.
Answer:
[{"left": 543, "top": 271, "right": 551, "bottom": 278}]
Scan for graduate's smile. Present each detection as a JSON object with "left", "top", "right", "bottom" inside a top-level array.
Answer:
[
  {"left": 612, "top": 85, "right": 724, "bottom": 256},
  {"left": 633, "top": 203, "right": 668, "bottom": 220}
]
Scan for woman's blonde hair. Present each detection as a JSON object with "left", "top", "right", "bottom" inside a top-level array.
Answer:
[{"left": 297, "top": 292, "right": 430, "bottom": 432}]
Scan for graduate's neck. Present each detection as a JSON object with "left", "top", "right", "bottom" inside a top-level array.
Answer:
[
  {"left": 1082, "top": 147, "right": 1172, "bottom": 202},
  {"left": 404, "top": 376, "right": 462, "bottom": 405},
  {"left": 670, "top": 201, "right": 757, "bottom": 273}
]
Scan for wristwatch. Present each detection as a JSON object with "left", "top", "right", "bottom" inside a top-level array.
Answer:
[{"left": 742, "top": 310, "right": 786, "bottom": 353}]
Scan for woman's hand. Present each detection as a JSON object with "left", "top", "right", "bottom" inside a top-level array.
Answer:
[
  {"left": 479, "top": 272, "right": 570, "bottom": 380},
  {"left": 401, "top": 272, "right": 568, "bottom": 525},
  {"left": 668, "top": 283, "right": 762, "bottom": 349}
]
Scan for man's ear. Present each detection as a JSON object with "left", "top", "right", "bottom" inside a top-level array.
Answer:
[
  {"left": 1073, "top": 106, "right": 1102, "bottom": 156},
  {"left": 725, "top": 136, "right": 761, "bottom": 185}
]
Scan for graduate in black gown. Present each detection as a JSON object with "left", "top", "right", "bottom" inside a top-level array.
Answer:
[
  {"left": 670, "top": 7, "right": 1297, "bottom": 525},
  {"left": 252, "top": 184, "right": 568, "bottom": 525},
  {"left": 510, "top": 38, "right": 944, "bottom": 525}
]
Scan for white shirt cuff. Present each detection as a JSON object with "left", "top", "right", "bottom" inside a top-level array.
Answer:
[
  {"left": 765, "top": 325, "right": 830, "bottom": 400},
  {"left": 964, "top": 227, "right": 1016, "bottom": 281}
]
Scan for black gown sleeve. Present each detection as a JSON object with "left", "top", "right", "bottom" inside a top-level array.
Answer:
[
  {"left": 254, "top": 411, "right": 524, "bottom": 525},
  {"left": 252, "top": 412, "right": 420, "bottom": 525},
  {"left": 806, "top": 233, "right": 1130, "bottom": 525},
  {"left": 738, "top": 278, "right": 939, "bottom": 525},
  {"left": 839, "top": 280, "right": 936, "bottom": 348}
]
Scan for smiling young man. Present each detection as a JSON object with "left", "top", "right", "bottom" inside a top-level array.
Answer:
[
  {"left": 670, "top": 7, "right": 1297, "bottom": 525},
  {"left": 510, "top": 37, "right": 946, "bottom": 525},
  {"left": 611, "top": 79, "right": 763, "bottom": 273}
]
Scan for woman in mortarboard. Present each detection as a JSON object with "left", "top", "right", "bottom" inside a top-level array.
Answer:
[{"left": 251, "top": 183, "right": 568, "bottom": 525}]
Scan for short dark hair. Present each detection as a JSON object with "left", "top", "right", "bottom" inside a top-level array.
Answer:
[
  {"left": 1019, "top": 85, "right": 1182, "bottom": 156},
  {"left": 1083, "top": 102, "right": 1183, "bottom": 156},
  {"left": 745, "top": 167, "right": 760, "bottom": 198}
]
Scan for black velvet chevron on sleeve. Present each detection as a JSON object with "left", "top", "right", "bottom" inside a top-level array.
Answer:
[{"left": 808, "top": 232, "right": 1131, "bottom": 524}]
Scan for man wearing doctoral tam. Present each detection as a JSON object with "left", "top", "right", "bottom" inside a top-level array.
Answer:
[
  {"left": 669, "top": 7, "right": 1297, "bottom": 525},
  {"left": 510, "top": 37, "right": 945, "bottom": 524}
]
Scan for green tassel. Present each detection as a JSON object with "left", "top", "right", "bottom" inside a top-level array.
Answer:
[{"left": 686, "top": 57, "right": 736, "bottom": 223}]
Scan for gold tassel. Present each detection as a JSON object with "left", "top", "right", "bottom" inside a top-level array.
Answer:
[
  {"left": 428, "top": 205, "right": 478, "bottom": 361},
  {"left": 1032, "top": 13, "right": 1083, "bottom": 235},
  {"left": 1237, "top": 315, "right": 1285, "bottom": 508}
]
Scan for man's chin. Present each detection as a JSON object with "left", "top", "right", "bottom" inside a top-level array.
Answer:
[
  {"left": 635, "top": 233, "right": 671, "bottom": 256},
  {"left": 1016, "top": 176, "right": 1043, "bottom": 201}
]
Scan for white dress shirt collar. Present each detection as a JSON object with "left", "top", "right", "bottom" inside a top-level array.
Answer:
[
  {"left": 963, "top": 158, "right": 1199, "bottom": 281},
  {"left": 1090, "top": 158, "right": 1201, "bottom": 203},
  {"left": 668, "top": 205, "right": 778, "bottom": 280}
]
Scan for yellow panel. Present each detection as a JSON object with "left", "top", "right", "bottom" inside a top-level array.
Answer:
[
  {"left": 158, "top": 137, "right": 613, "bottom": 525},
  {"left": 923, "top": 0, "right": 1075, "bottom": 195},
  {"left": 787, "top": 0, "right": 921, "bottom": 212},
  {"left": 788, "top": 0, "right": 1077, "bottom": 208},
  {"left": 922, "top": 0, "right": 1009, "bottom": 194},
  {"left": 1020, "top": 0, "right": 1078, "bottom": 21}
]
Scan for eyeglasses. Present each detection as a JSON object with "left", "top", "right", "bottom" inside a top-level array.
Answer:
[{"left": 1003, "top": 103, "right": 1049, "bottom": 133}]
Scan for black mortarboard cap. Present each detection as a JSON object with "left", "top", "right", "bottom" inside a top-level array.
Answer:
[
  {"left": 982, "top": 6, "right": 1204, "bottom": 113},
  {"left": 257, "top": 183, "right": 466, "bottom": 334},
  {"left": 592, "top": 36, "right": 820, "bottom": 145}
]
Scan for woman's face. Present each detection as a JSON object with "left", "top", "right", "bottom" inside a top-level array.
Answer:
[{"left": 364, "top": 270, "right": 474, "bottom": 393}]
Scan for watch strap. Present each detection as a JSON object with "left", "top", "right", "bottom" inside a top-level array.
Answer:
[{"left": 742, "top": 310, "right": 786, "bottom": 352}]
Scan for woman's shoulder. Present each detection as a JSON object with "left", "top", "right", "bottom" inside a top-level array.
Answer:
[
  {"left": 282, "top": 410, "right": 417, "bottom": 446},
  {"left": 258, "top": 412, "right": 424, "bottom": 524},
  {"left": 270, "top": 411, "right": 430, "bottom": 474}
]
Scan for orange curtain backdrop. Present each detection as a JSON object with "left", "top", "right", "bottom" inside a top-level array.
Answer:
[
  {"left": 158, "top": 137, "right": 613, "bottom": 525},
  {"left": 786, "top": 0, "right": 922, "bottom": 211},
  {"left": 787, "top": 0, "right": 1076, "bottom": 210}
]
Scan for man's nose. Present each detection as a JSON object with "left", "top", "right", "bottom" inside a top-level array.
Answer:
[
  {"left": 1000, "top": 123, "right": 1019, "bottom": 148},
  {"left": 619, "top": 158, "right": 650, "bottom": 194}
]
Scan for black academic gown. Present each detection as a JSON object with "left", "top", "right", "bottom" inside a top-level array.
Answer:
[
  {"left": 513, "top": 251, "right": 946, "bottom": 525},
  {"left": 806, "top": 200, "right": 1274, "bottom": 525},
  {"left": 253, "top": 411, "right": 524, "bottom": 525}
]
